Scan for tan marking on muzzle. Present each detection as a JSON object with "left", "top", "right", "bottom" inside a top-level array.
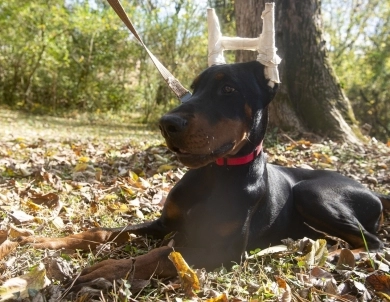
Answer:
[{"left": 182, "top": 115, "right": 249, "bottom": 156}]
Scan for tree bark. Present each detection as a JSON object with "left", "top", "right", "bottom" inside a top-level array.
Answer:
[{"left": 235, "top": 0, "right": 362, "bottom": 144}]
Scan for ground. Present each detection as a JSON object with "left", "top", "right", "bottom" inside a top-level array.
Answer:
[{"left": 0, "top": 108, "right": 390, "bottom": 301}]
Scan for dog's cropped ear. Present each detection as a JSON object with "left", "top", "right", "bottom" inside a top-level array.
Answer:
[
  {"left": 252, "top": 61, "right": 279, "bottom": 104},
  {"left": 266, "top": 82, "right": 279, "bottom": 100},
  {"left": 266, "top": 84, "right": 278, "bottom": 106}
]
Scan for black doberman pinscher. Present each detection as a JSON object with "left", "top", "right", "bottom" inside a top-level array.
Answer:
[{"left": 21, "top": 61, "right": 389, "bottom": 285}]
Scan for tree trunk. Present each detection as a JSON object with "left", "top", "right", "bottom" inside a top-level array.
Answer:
[{"left": 235, "top": 0, "right": 362, "bottom": 144}]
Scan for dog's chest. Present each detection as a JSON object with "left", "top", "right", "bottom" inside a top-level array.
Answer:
[{"left": 179, "top": 183, "right": 254, "bottom": 246}]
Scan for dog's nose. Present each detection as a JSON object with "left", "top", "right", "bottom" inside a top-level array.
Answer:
[{"left": 159, "top": 115, "right": 188, "bottom": 136}]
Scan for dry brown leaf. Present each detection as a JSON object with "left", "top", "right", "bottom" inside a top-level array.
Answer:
[
  {"left": 0, "top": 239, "right": 18, "bottom": 260},
  {"left": 366, "top": 272, "right": 390, "bottom": 294},
  {"left": 29, "top": 192, "right": 60, "bottom": 209},
  {"left": 9, "top": 224, "right": 34, "bottom": 238},
  {"left": 275, "top": 277, "right": 291, "bottom": 302},
  {"left": 0, "top": 230, "right": 7, "bottom": 245},
  {"left": 335, "top": 248, "right": 355, "bottom": 270},
  {"left": 310, "top": 267, "right": 338, "bottom": 295},
  {"left": 44, "top": 257, "right": 74, "bottom": 282},
  {"left": 95, "top": 167, "right": 102, "bottom": 181}
]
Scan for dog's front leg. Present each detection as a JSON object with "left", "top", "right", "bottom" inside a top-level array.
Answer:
[
  {"left": 70, "top": 246, "right": 176, "bottom": 292},
  {"left": 70, "top": 243, "right": 243, "bottom": 291},
  {"left": 18, "top": 220, "right": 168, "bottom": 250}
]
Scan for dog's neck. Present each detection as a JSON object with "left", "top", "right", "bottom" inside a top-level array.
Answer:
[
  {"left": 214, "top": 107, "right": 268, "bottom": 166},
  {"left": 215, "top": 141, "right": 263, "bottom": 166}
]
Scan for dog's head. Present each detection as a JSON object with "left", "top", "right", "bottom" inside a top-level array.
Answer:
[{"left": 159, "top": 61, "right": 278, "bottom": 168}]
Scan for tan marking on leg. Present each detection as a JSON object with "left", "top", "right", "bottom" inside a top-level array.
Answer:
[{"left": 216, "top": 221, "right": 241, "bottom": 237}]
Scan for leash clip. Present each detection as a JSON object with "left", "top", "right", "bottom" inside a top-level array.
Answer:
[{"left": 180, "top": 92, "right": 192, "bottom": 103}]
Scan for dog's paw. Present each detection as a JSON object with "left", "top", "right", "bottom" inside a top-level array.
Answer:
[
  {"left": 69, "top": 259, "right": 134, "bottom": 292},
  {"left": 17, "top": 236, "right": 68, "bottom": 249}
]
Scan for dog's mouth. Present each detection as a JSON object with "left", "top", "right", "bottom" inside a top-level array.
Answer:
[
  {"left": 171, "top": 142, "right": 233, "bottom": 157},
  {"left": 169, "top": 142, "right": 235, "bottom": 168}
]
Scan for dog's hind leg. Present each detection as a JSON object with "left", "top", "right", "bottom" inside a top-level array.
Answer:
[{"left": 293, "top": 180, "right": 383, "bottom": 251}]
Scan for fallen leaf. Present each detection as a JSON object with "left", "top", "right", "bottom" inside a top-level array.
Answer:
[
  {"left": 78, "top": 156, "right": 90, "bottom": 163},
  {"left": 248, "top": 245, "right": 288, "bottom": 258},
  {"left": 0, "top": 239, "right": 18, "bottom": 260},
  {"left": 205, "top": 292, "right": 228, "bottom": 302},
  {"left": 296, "top": 238, "right": 328, "bottom": 268},
  {"left": 139, "top": 177, "right": 150, "bottom": 189},
  {"left": 128, "top": 198, "right": 140, "bottom": 207},
  {"left": 74, "top": 162, "right": 88, "bottom": 172},
  {"left": 0, "top": 263, "right": 50, "bottom": 301},
  {"left": 157, "top": 164, "right": 177, "bottom": 173},
  {"left": 107, "top": 202, "right": 129, "bottom": 214},
  {"left": 0, "top": 230, "right": 7, "bottom": 245},
  {"left": 95, "top": 167, "right": 102, "bottom": 181},
  {"left": 25, "top": 200, "right": 44, "bottom": 212},
  {"left": 120, "top": 184, "right": 135, "bottom": 196},
  {"left": 9, "top": 210, "right": 35, "bottom": 224},
  {"left": 151, "top": 191, "right": 166, "bottom": 205},
  {"left": 44, "top": 257, "right": 74, "bottom": 282},
  {"left": 9, "top": 224, "right": 34, "bottom": 238},
  {"left": 335, "top": 248, "right": 355, "bottom": 270},
  {"left": 135, "top": 208, "right": 144, "bottom": 219},
  {"left": 128, "top": 171, "right": 139, "bottom": 181},
  {"left": 50, "top": 216, "right": 65, "bottom": 230},
  {"left": 310, "top": 267, "right": 338, "bottom": 295},
  {"left": 169, "top": 251, "right": 200, "bottom": 297},
  {"left": 366, "top": 272, "right": 390, "bottom": 294},
  {"left": 29, "top": 192, "right": 60, "bottom": 209},
  {"left": 275, "top": 277, "right": 292, "bottom": 302}
]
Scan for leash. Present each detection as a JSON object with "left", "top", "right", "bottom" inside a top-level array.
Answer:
[
  {"left": 215, "top": 142, "right": 263, "bottom": 166},
  {"left": 107, "top": 0, "right": 192, "bottom": 103}
]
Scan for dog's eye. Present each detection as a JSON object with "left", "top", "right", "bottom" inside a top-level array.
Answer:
[{"left": 223, "top": 86, "right": 236, "bottom": 94}]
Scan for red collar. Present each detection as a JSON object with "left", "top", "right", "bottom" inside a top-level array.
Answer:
[{"left": 215, "top": 142, "right": 263, "bottom": 166}]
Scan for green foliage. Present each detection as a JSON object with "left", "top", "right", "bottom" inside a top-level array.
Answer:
[
  {"left": 0, "top": 0, "right": 208, "bottom": 120},
  {"left": 322, "top": 0, "right": 390, "bottom": 142},
  {"left": 131, "top": 0, "right": 208, "bottom": 122}
]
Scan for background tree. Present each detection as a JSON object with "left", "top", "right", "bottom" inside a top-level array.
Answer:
[
  {"left": 235, "top": 0, "right": 363, "bottom": 144},
  {"left": 322, "top": 0, "right": 390, "bottom": 141}
]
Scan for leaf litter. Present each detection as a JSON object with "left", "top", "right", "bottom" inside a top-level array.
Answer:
[{"left": 0, "top": 109, "right": 390, "bottom": 301}]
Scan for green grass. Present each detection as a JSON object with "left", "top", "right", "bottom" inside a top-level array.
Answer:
[{"left": 0, "top": 107, "right": 162, "bottom": 145}]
